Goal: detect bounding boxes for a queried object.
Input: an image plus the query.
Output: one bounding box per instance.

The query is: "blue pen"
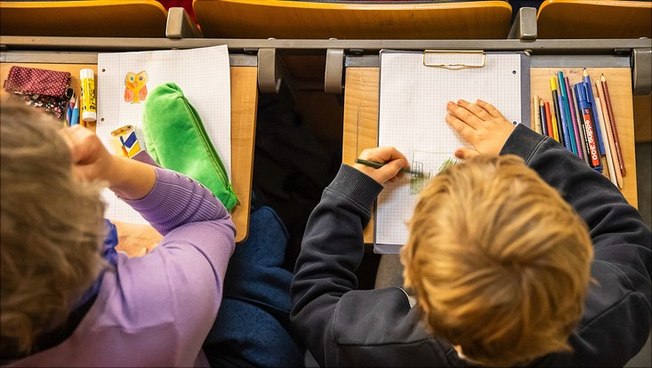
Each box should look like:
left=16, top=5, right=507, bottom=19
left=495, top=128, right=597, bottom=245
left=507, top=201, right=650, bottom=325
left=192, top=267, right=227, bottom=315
left=557, top=71, right=577, bottom=154
left=66, top=106, right=72, bottom=126
left=71, top=105, right=80, bottom=126
left=582, top=69, right=605, bottom=155
left=575, top=83, right=602, bottom=171
left=66, top=92, right=76, bottom=127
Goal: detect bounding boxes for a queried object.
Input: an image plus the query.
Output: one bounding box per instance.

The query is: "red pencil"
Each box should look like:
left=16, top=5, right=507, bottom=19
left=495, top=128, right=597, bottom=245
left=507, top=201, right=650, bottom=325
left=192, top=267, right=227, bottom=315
left=601, top=74, right=625, bottom=176
left=544, top=101, right=553, bottom=139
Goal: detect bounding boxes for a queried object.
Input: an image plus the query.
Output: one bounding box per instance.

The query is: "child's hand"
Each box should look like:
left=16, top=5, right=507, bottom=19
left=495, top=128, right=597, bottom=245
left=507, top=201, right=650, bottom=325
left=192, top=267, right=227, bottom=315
left=354, top=146, right=409, bottom=184
left=60, top=124, right=156, bottom=200
left=113, top=221, right=162, bottom=257
left=446, top=99, right=516, bottom=159
left=59, top=125, right=114, bottom=183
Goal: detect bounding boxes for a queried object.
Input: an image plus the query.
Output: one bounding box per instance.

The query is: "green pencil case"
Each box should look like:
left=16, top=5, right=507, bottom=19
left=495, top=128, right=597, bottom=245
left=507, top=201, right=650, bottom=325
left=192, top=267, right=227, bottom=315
left=142, top=82, right=238, bottom=211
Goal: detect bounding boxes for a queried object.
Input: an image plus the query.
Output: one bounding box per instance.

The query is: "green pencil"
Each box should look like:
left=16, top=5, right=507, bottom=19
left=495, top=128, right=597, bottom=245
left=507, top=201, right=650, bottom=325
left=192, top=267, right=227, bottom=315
left=355, top=158, right=423, bottom=176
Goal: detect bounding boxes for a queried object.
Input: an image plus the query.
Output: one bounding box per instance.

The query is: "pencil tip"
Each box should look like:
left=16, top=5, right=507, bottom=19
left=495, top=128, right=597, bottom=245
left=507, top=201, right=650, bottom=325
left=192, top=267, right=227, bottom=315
left=583, top=68, right=588, bottom=76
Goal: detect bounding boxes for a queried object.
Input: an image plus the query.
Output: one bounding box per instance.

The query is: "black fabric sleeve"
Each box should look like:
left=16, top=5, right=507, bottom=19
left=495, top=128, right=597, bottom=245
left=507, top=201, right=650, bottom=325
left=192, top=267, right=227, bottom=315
left=290, top=164, right=383, bottom=367
left=502, top=125, right=651, bottom=366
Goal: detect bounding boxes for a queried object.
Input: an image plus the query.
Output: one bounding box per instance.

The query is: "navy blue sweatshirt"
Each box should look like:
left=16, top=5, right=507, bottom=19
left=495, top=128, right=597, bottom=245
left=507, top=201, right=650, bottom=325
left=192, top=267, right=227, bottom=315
left=291, top=124, right=651, bottom=367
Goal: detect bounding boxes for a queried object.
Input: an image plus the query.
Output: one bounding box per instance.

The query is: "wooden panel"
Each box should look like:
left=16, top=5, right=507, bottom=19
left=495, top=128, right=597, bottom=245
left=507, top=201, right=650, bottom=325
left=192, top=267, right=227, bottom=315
left=229, top=67, right=257, bottom=243
left=634, top=94, right=651, bottom=143
left=343, top=67, right=379, bottom=244
left=537, top=0, right=652, bottom=39
left=0, top=1, right=168, bottom=37
left=530, top=68, right=637, bottom=208
left=1, top=62, right=256, bottom=243
left=194, top=0, right=512, bottom=39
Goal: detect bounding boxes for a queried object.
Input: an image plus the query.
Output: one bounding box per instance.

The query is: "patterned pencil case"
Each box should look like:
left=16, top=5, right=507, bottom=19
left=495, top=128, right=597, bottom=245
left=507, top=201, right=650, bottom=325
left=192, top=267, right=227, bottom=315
left=142, top=82, right=238, bottom=211
left=3, top=66, right=72, bottom=119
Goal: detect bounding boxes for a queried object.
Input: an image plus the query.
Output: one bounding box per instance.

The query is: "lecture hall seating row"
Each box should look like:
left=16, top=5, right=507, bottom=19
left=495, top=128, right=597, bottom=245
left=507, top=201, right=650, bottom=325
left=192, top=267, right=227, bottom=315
left=1, top=0, right=651, bottom=40
left=1, top=0, right=650, bottom=228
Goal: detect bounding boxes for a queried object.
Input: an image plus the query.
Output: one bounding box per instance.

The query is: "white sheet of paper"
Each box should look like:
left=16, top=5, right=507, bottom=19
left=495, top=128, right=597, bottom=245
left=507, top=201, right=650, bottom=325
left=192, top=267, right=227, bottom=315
left=96, top=45, right=231, bottom=224
left=376, top=51, right=525, bottom=252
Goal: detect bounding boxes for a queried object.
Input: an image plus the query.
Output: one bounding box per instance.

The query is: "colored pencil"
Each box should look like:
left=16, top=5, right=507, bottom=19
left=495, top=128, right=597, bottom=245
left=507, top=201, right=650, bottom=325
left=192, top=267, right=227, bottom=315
left=355, top=158, right=423, bottom=176
left=539, top=98, right=548, bottom=137
left=553, top=75, right=571, bottom=150
left=583, top=69, right=606, bottom=155
left=533, top=95, right=542, bottom=134
left=558, top=72, right=577, bottom=154
left=594, top=96, right=617, bottom=187
left=565, top=76, right=583, bottom=159
left=544, top=101, right=554, bottom=140
left=600, top=74, right=626, bottom=176
left=596, top=83, right=622, bottom=189
left=549, top=77, right=561, bottom=143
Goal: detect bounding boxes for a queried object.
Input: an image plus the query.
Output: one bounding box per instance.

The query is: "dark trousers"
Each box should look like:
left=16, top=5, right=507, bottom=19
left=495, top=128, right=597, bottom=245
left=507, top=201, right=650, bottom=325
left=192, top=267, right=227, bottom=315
left=203, top=206, right=304, bottom=367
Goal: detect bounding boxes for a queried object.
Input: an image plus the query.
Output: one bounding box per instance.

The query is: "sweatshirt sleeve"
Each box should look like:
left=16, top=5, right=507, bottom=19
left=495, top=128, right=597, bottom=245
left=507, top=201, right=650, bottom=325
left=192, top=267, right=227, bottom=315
left=501, top=124, right=651, bottom=366
left=113, top=167, right=236, bottom=363
left=124, top=167, right=234, bottom=236
left=121, top=167, right=236, bottom=290
left=290, top=164, right=383, bottom=367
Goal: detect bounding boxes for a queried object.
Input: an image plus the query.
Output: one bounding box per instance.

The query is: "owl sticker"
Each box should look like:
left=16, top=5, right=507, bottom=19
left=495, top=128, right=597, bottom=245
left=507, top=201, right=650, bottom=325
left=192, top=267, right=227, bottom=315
left=124, top=71, right=149, bottom=104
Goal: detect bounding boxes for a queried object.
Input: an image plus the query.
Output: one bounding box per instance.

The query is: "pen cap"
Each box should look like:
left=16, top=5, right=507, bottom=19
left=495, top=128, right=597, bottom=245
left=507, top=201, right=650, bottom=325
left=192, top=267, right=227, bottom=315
left=80, top=68, right=96, bottom=122
left=575, top=83, right=587, bottom=103
left=80, top=68, right=94, bottom=80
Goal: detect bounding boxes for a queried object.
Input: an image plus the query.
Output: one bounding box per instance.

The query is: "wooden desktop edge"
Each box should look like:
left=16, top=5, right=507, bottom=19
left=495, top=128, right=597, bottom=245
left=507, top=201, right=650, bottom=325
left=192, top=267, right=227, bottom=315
left=0, top=63, right=257, bottom=244
left=343, top=67, right=639, bottom=245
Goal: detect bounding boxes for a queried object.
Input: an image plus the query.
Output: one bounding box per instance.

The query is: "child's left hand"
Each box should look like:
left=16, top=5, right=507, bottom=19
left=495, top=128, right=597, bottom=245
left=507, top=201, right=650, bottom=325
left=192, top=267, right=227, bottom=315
left=113, top=221, right=162, bottom=257
left=445, top=99, right=516, bottom=159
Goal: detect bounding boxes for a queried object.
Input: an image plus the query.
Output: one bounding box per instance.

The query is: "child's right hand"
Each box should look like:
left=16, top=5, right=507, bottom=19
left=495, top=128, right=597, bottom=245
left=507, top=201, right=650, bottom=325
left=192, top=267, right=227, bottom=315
left=59, top=125, right=114, bottom=183
left=445, top=99, right=516, bottom=159
left=354, top=146, right=409, bottom=184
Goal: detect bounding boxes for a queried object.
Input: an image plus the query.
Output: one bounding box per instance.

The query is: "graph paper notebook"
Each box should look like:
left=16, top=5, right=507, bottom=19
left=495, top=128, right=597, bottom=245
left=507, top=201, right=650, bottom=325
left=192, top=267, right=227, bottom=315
left=96, top=45, right=231, bottom=224
left=375, top=50, right=530, bottom=254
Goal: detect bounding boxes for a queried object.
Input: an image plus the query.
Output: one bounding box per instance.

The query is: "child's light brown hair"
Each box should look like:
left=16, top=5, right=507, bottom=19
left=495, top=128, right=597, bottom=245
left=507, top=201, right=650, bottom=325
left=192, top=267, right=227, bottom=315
left=401, top=154, right=593, bottom=366
left=1, top=101, right=106, bottom=356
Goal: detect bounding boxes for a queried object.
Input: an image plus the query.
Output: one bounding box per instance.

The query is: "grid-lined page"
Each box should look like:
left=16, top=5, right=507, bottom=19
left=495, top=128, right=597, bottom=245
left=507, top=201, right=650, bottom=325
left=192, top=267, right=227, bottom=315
left=376, top=51, right=523, bottom=253
left=96, top=45, right=231, bottom=224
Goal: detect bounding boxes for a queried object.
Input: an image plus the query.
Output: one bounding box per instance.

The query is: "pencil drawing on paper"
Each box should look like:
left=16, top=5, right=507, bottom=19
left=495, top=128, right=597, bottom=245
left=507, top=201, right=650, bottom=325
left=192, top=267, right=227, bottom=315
left=124, top=71, right=149, bottom=104
left=408, top=159, right=432, bottom=195
left=409, top=151, right=459, bottom=195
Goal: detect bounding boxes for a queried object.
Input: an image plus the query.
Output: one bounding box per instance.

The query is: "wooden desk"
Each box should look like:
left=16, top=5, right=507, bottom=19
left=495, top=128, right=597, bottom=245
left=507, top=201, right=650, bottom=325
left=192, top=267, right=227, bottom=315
left=343, top=67, right=638, bottom=244
left=1, top=62, right=257, bottom=243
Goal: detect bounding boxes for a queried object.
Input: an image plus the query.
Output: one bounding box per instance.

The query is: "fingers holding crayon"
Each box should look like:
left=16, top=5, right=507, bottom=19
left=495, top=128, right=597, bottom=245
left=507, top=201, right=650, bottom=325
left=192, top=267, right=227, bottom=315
left=354, top=146, right=410, bottom=184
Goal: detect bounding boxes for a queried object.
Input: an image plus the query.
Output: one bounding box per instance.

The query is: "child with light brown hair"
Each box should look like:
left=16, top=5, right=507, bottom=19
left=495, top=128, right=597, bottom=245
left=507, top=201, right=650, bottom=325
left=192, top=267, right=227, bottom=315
left=291, top=99, right=651, bottom=367
left=1, top=100, right=236, bottom=366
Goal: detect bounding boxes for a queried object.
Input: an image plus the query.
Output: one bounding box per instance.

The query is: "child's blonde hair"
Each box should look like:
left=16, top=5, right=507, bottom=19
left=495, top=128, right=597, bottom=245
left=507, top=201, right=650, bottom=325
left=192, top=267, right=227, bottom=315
left=1, top=101, right=106, bottom=355
left=401, top=154, right=593, bottom=366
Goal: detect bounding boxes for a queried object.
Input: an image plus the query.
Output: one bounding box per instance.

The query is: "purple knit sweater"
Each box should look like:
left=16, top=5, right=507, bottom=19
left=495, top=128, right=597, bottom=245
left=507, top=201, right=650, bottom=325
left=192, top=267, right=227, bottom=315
left=9, top=168, right=236, bottom=367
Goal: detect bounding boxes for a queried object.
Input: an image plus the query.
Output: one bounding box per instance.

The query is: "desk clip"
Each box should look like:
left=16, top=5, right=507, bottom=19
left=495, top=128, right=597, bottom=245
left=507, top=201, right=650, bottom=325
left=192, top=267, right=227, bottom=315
left=258, top=48, right=282, bottom=93
left=325, top=48, right=344, bottom=94
left=422, top=50, right=486, bottom=70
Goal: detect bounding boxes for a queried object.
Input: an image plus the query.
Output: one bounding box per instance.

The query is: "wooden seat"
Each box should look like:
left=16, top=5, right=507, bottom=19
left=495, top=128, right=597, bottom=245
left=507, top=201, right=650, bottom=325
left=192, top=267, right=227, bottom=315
left=0, top=1, right=168, bottom=37
left=193, top=0, right=513, bottom=39
left=537, top=0, right=652, bottom=39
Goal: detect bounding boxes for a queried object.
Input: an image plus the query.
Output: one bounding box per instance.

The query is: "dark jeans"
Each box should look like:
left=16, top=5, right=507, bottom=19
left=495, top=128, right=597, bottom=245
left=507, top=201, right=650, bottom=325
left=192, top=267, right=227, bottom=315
left=203, top=206, right=304, bottom=367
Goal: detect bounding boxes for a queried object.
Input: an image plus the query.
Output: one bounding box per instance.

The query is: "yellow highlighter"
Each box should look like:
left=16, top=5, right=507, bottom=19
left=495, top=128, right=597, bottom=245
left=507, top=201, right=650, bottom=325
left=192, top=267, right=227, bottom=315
left=549, top=77, right=561, bottom=143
